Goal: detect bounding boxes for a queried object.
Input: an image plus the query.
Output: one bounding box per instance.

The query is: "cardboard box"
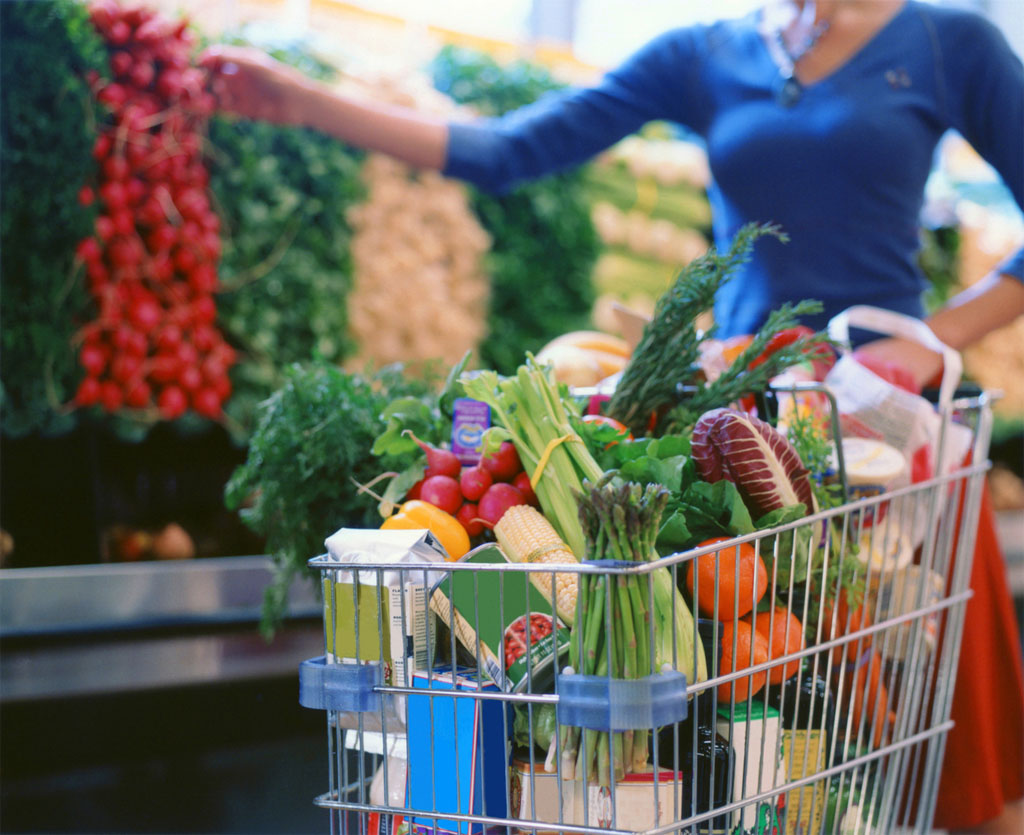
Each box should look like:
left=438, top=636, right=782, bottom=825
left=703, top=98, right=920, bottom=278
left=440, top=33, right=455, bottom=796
left=322, top=528, right=444, bottom=688
left=561, top=769, right=685, bottom=831
left=406, top=666, right=510, bottom=835
left=717, top=701, right=785, bottom=833
left=509, top=759, right=561, bottom=834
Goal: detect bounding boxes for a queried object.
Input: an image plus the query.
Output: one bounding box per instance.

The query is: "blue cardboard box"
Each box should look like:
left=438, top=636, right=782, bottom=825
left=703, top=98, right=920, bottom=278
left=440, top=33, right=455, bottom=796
left=407, top=666, right=510, bottom=834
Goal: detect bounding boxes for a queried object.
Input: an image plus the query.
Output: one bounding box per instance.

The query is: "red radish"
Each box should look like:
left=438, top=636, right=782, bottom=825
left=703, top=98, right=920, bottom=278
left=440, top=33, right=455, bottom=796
left=477, top=483, right=527, bottom=529
left=124, top=380, right=151, bottom=409
left=112, top=210, right=135, bottom=236
left=75, top=377, right=102, bottom=406
left=76, top=237, right=102, bottom=263
left=459, top=466, right=492, bottom=502
left=457, top=503, right=485, bottom=537
left=78, top=186, right=95, bottom=206
left=130, top=299, right=161, bottom=331
left=102, top=155, right=129, bottom=181
left=405, top=431, right=461, bottom=478
left=158, top=385, right=188, bottom=419
left=191, top=297, right=216, bottom=324
left=179, top=365, right=202, bottom=392
left=93, top=134, right=112, bottom=160
left=129, top=61, right=155, bottom=89
left=193, top=387, right=222, bottom=419
left=100, top=381, right=123, bottom=412
left=419, top=475, right=463, bottom=516
left=111, top=354, right=142, bottom=384
left=80, top=344, right=107, bottom=377
left=406, top=478, right=426, bottom=502
left=99, top=181, right=127, bottom=211
left=107, top=19, right=131, bottom=46
left=481, top=441, right=522, bottom=482
left=512, top=471, right=539, bottom=507
left=97, top=82, right=128, bottom=109
left=157, top=325, right=183, bottom=352
left=95, top=215, right=115, bottom=241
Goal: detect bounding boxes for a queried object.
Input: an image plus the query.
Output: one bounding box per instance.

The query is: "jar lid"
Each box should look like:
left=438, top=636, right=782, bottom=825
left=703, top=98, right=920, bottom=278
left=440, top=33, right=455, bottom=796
left=832, top=437, right=906, bottom=486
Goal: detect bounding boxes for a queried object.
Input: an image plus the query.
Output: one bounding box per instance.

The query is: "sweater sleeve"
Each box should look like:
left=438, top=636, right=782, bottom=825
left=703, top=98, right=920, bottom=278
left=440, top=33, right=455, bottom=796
left=443, top=27, right=707, bottom=194
left=938, top=11, right=1024, bottom=282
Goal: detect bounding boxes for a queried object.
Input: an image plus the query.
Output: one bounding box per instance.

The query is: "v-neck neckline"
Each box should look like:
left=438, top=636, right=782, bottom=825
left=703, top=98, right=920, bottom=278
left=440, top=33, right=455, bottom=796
left=758, top=0, right=910, bottom=96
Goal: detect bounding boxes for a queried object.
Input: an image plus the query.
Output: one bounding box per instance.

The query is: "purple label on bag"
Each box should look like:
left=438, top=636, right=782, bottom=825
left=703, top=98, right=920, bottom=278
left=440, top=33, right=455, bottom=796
left=451, top=398, right=490, bottom=465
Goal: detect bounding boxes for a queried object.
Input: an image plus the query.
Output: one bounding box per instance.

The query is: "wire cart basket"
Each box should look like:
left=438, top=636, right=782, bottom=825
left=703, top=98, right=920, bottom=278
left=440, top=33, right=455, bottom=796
left=298, top=386, right=997, bottom=835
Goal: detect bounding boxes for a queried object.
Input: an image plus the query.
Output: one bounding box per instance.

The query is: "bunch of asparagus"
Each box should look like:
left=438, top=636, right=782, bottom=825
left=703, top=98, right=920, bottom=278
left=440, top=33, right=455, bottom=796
left=560, top=481, right=671, bottom=788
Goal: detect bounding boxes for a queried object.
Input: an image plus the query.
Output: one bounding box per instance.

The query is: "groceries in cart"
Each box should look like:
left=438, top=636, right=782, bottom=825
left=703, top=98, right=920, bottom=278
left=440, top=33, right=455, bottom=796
left=298, top=227, right=985, bottom=834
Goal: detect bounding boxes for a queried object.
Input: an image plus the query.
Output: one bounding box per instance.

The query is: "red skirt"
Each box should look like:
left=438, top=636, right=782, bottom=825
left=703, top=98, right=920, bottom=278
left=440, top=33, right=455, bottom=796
left=932, top=483, right=1024, bottom=830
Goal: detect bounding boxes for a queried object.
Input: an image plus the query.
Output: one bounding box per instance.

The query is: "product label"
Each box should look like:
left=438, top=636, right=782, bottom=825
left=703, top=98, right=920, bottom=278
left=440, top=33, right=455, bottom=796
left=451, top=398, right=490, bottom=465
left=781, top=729, right=827, bottom=835
left=326, top=579, right=432, bottom=687
left=717, top=706, right=785, bottom=834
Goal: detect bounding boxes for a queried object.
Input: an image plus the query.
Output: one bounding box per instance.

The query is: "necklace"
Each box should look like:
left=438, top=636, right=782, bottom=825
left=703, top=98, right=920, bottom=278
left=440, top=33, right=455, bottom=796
left=765, top=1, right=833, bottom=106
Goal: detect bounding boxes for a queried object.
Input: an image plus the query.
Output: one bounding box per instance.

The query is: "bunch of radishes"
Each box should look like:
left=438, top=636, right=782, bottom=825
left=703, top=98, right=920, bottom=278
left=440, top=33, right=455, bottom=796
left=72, top=0, right=233, bottom=421
left=407, top=434, right=537, bottom=538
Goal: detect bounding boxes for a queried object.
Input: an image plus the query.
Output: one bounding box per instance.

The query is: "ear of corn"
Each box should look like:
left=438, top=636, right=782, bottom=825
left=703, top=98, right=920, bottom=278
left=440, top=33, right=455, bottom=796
left=494, top=504, right=578, bottom=626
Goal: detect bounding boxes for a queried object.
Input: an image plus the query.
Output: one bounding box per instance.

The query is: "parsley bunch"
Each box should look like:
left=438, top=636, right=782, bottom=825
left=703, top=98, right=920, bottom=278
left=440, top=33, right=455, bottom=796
left=225, top=360, right=432, bottom=635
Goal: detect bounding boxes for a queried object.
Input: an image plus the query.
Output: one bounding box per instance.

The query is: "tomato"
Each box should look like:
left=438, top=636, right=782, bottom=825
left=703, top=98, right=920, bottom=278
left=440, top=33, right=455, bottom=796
left=748, top=326, right=815, bottom=369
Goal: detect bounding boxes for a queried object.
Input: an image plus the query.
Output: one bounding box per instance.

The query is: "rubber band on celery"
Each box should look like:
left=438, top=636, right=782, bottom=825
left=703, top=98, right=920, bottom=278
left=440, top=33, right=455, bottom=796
left=530, top=432, right=585, bottom=491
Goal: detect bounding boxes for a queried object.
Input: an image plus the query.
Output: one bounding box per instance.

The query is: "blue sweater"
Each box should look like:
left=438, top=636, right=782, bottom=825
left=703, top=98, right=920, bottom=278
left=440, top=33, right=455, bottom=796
left=444, top=1, right=1024, bottom=337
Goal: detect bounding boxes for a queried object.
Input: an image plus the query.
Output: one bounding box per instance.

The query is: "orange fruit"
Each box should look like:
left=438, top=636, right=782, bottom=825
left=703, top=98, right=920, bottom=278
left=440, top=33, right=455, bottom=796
left=743, top=606, right=805, bottom=685
left=687, top=537, right=768, bottom=620
left=821, top=589, right=873, bottom=650
left=717, top=619, right=770, bottom=703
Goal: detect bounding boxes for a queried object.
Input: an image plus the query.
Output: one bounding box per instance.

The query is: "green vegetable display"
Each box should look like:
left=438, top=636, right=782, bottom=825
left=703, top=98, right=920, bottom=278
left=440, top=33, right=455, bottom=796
left=430, top=46, right=599, bottom=374
left=224, top=360, right=432, bottom=634
left=0, top=0, right=107, bottom=437
left=207, top=111, right=365, bottom=437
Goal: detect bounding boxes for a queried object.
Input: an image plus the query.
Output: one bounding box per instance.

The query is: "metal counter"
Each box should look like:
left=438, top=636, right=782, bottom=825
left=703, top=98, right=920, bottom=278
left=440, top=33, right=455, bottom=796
left=0, top=556, right=324, bottom=701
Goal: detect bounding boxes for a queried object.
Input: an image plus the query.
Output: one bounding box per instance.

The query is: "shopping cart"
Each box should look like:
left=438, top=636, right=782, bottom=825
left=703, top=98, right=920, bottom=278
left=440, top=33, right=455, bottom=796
left=298, top=386, right=996, bottom=835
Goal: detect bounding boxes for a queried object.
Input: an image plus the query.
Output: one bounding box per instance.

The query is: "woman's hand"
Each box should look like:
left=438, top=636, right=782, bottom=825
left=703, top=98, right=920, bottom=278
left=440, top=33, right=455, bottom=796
left=198, top=45, right=314, bottom=126
left=853, top=337, right=943, bottom=392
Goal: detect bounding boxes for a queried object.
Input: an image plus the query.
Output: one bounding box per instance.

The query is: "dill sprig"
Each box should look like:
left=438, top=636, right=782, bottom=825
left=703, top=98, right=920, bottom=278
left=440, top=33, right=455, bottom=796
left=608, top=222, right=784, bottom=433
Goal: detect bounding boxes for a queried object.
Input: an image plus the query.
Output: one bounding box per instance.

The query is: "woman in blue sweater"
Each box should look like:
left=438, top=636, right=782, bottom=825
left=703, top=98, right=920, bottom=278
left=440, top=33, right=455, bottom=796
left=203, top=1, right=1024, bottom=830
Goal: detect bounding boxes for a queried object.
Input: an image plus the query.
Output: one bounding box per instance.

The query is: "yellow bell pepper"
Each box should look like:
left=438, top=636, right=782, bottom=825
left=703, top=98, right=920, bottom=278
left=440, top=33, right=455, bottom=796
left=380, top=500, right=470, bottom=561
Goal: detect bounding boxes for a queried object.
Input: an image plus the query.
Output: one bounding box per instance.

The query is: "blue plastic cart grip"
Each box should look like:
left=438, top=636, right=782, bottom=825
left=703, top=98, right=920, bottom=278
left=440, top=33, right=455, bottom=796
left=298, top=656, right=382, bottom=713
left=556, top=671, right=688, bottom=731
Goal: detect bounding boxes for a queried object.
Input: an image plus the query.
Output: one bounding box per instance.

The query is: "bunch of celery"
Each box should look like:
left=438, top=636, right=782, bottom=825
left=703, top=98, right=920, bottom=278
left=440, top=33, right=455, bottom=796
left=559, top=482, right=669, bottom=786
left=461, top=359, right=707, bottom=692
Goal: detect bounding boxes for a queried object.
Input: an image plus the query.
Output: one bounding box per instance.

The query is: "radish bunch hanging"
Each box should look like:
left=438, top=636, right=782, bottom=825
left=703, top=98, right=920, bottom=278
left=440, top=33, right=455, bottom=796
left=72, top=0, right=233, bottom=421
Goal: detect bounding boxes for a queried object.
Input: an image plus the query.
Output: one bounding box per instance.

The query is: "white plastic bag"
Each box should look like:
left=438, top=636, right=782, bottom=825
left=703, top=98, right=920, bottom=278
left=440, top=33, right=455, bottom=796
left=825, top=305, right=972, bottom=485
